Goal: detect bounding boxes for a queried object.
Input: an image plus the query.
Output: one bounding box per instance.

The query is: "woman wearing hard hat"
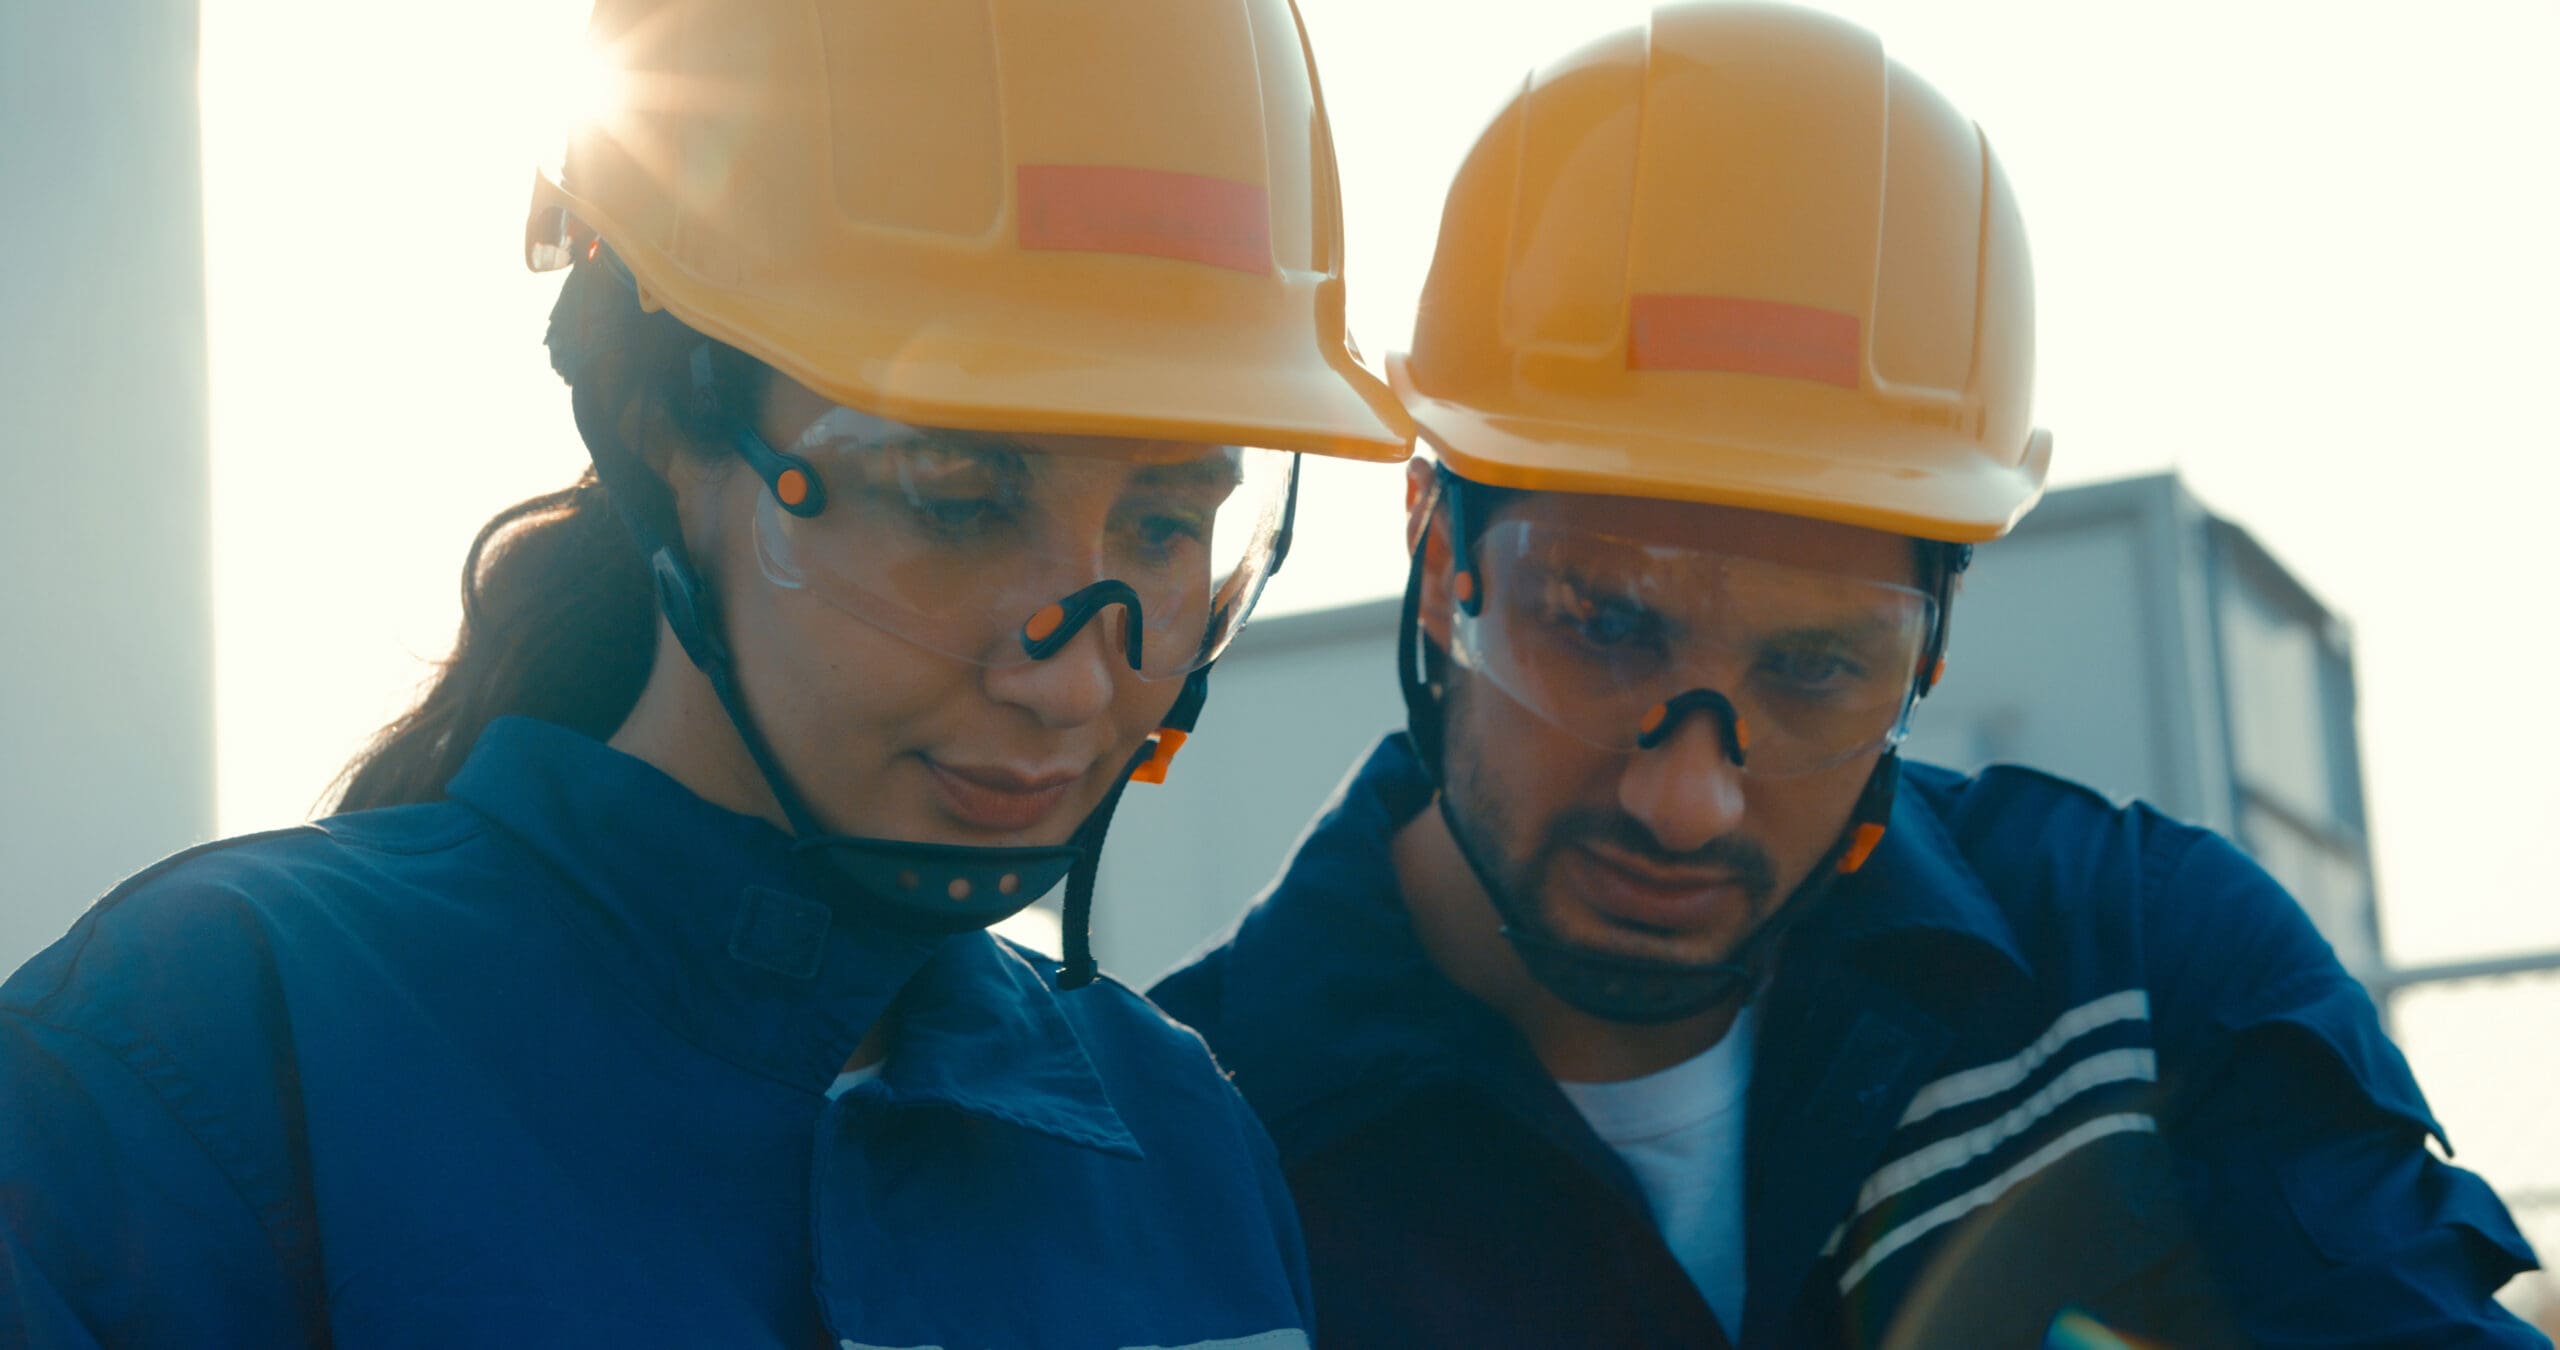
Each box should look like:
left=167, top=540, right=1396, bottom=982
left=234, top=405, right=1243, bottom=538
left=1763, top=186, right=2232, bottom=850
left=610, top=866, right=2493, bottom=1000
left=0, top=0, right=1410, bottom=1345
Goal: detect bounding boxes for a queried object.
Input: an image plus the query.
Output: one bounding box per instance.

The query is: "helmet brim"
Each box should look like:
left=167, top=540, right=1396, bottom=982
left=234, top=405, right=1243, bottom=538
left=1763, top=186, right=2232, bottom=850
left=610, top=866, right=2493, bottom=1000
left=535, top=175, right=1416, bottom=463
left=1393, top=357, right=2049, bottom=545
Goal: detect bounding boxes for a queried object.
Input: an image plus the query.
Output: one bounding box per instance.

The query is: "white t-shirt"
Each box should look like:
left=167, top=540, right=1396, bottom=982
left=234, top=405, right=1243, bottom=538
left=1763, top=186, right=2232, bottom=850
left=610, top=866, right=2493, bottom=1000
left=1556, top=1001, right=1757, bottom=1339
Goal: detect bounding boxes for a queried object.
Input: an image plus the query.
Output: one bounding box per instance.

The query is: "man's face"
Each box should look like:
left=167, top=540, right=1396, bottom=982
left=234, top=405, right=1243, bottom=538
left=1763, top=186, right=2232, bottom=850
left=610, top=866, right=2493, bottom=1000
left=1420, top=477, right=1923, bottom=981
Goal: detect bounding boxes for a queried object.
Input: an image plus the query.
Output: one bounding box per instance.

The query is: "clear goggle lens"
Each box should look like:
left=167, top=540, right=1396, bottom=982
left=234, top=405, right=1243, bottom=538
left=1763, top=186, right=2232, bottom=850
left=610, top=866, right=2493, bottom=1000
left=753, top=407, right=1296, bottom=681
left=1451, top=518, right=1936, bottom=777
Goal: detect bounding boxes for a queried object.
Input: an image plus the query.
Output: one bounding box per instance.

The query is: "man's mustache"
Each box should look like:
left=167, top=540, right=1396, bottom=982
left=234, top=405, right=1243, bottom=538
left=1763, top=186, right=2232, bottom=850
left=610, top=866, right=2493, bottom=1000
left=1545, top=811, right=1779, bottom=903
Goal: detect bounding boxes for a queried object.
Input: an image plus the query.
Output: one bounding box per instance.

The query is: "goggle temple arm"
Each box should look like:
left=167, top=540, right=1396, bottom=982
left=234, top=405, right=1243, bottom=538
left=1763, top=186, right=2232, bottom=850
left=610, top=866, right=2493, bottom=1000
left=1915, top=541, right=1971, bottom=697
left=1268, top=454, right=1302, bottom=577
left=1396, top=467, right=1463, bottom=784
left=729, top=424, right=825, bottom=517
left=1437, top=462, right=1486, bottom=616
left=1827, top=543, right=1960, bottom=879
left=1396, top=535, right=1448, bottom=784
left=1835, top=542, right=1962, bottom=879
left=687, top=346, right=826, bottom=518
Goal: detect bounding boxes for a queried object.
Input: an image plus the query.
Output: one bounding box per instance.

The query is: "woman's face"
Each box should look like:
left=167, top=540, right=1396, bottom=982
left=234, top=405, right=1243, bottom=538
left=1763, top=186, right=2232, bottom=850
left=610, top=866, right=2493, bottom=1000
left=670, top=377, right=1261, bottom=847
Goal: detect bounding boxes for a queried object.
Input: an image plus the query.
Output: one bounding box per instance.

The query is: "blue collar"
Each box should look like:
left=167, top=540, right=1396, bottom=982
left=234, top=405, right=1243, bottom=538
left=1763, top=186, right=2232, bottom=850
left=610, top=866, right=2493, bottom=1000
left=1808, top=760, right=2031, bottom=975
left=1210, top=735, right=1540, bottom=1137
left=1208, top=735, right=2030, bottom=1133
left=442, top=717, right=1138, bottom=1158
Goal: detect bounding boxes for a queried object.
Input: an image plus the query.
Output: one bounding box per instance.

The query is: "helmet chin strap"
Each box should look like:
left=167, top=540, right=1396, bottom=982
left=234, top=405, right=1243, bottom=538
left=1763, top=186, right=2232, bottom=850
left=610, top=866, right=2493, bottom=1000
left=570, top=377, right=1206, bottom=988
left=1396, top=468, right=1941, bottom=1025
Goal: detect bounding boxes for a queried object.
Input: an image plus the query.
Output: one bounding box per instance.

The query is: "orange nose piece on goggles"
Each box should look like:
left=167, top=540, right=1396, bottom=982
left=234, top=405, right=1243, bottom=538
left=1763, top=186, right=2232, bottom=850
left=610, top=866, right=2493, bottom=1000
left=1631, top=688, right=1748, bottom=767
left=1018, top=580, right=1148, bottom=671
left=1024, top=604, right=1066, bottom=644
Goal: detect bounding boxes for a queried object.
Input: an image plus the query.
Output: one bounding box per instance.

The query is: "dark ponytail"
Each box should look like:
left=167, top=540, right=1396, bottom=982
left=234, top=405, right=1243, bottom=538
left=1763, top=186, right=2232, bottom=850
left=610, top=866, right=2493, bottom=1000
left=330, top=473, right=656, bottom=812
left=331, top=259, right=768, bottom=812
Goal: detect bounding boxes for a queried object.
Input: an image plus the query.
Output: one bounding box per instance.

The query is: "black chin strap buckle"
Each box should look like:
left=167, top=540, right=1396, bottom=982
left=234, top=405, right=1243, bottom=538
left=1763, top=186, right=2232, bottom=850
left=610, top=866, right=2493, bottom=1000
left=1020, top=580, right=1147, bottom=671
left=800, top=836, right=1081, bottom=935
left=1634, top=688, right=1749, bottom=765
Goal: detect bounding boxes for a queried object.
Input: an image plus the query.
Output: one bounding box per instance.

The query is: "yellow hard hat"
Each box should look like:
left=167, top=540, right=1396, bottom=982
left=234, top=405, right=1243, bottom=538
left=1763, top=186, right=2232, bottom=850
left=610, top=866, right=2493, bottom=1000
left=1391, top=0, right=2049, bottom=541
left=526, top=0, right=1412, bottom=463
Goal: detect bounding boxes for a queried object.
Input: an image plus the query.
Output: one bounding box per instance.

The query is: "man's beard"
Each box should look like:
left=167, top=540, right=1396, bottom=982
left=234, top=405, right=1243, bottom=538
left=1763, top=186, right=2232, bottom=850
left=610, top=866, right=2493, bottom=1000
left=1437, top=694, right=1783, bottom=1025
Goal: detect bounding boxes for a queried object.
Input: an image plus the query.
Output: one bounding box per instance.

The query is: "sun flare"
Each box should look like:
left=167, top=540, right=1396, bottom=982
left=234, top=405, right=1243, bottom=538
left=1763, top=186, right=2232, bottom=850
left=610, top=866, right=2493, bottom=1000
left=528, top=6, right=628, bottom=170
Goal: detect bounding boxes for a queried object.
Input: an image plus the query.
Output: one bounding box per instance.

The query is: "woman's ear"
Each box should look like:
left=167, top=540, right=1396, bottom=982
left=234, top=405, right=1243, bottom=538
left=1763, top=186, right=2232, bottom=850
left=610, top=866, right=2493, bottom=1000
left=1405, top=458, right=1456, bottom=649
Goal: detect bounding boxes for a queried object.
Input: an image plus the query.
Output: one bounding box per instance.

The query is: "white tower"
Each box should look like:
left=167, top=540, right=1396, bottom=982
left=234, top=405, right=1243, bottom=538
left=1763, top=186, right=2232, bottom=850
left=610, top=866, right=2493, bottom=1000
left=0, top=2, right=216, bottom=969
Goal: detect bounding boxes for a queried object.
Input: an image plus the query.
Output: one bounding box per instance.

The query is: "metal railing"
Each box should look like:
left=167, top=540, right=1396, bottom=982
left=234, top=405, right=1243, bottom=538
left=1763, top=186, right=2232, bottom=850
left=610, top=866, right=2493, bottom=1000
left=2366, top=948, right=2560, bottom=999
left=2374, top=956, right=2560, bottom=1321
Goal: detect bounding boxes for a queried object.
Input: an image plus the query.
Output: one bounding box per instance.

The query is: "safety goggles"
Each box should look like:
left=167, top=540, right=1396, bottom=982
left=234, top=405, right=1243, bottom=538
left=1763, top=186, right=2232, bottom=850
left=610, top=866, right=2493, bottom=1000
left=748, top=406, right=1297, bottom=681
left=1448, top=516, right=1936, bottom=778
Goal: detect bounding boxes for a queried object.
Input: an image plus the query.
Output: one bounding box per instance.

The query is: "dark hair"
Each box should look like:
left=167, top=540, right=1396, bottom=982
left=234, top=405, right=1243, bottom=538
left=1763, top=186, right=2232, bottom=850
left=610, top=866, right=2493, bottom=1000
left=331, top=261, right=767, bottom=812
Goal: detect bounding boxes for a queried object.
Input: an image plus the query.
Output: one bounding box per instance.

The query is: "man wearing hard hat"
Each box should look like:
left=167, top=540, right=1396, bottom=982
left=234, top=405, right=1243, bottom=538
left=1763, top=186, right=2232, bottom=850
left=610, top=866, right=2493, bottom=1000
left=1155, top=4, right=2545, bottom=1345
